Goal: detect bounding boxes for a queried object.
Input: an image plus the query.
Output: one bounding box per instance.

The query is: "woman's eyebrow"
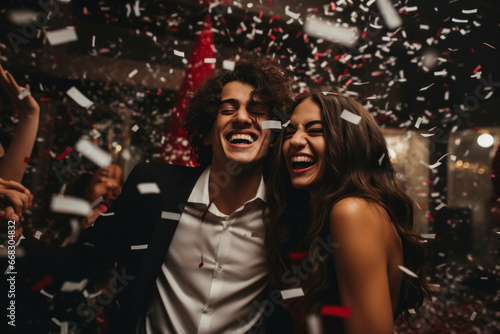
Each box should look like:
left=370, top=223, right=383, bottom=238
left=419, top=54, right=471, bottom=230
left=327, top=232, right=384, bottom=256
left=305, top=120, right=323, bottom=128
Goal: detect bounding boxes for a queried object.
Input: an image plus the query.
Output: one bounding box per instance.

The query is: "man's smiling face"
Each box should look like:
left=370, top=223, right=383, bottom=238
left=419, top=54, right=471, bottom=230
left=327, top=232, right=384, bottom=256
left=207, top=81, right=271, bottom=168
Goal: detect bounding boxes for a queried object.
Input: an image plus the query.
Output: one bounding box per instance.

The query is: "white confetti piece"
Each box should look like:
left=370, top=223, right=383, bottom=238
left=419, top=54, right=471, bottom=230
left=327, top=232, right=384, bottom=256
left=75, top=138, right=112, bottom=167
left=66, top=86, right=94, bottom=108
left=161, top=211, right=181, bottom=221
left=128, top=69, right=138, bottom=78
left=398, top=265, right=418, bottom=278
left=51, top=317, right=62, bottom=326
left=419, top=83, right=434, bottom=91
left=281, top=287, right=305, bottom=300
left=462, top=9, right=477, bottom=14
left=415, top=117, right=422, bottom=129
left=470, top=311, right=477, bottom=321
left=137, top=182, right=161, bottom=194
left=262, top=120, right=282, bottom=129
left=376, top=0, right=402, bottom=29
left=204, top=58, right=216, bottom=63
left=378, top=153, right=385, bottom=166
left=304, top=17, right=358, bottom=47
left=46, top=27, right=78, bottom=46
left=17, top=87, right=30, bottom=100
left=282, top=120, right=290, bottom=128
left=421, top=234, right=436, bottom=239
left=420, top=160, right=441, bottom=169
left=50, top=196, right=92, bottom=216
left=285, top=6, right=300, bottom=20
left=34, top=230, right=43, bottom=239
left=131, top=124, right=139, bottom=132
left=306, top=314, right=323, bottom=334
left=131, top=244, right=148, bottom=250
left=41, top=290, right=55, bottom=299
left=61, top=279, right=88, bottom=292
left=223, top=60, right=235, bottom=71
left=435, top=202, right=446, bottom=211
left=340, top=109, right=361, bottom=125
left=452, top=18, right=468, bottom=23
left=99, top=212, right=115, bottom=216
left=434, top=70, right=448, bottom=77
left=173, top=49, right=185, bottom=57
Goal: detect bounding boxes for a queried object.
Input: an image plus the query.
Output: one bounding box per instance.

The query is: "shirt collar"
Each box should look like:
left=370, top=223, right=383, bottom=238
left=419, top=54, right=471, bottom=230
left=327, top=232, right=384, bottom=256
left=187, top=165, right=266, bottom=207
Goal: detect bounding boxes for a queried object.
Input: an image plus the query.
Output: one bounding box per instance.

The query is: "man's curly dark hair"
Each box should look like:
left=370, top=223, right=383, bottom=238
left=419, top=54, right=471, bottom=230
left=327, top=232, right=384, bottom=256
left=182, top=58, right=293, bottom=166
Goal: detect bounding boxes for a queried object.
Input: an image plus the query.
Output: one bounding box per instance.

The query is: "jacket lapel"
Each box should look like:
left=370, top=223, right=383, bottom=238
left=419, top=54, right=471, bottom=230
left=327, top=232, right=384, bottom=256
left=127, top=166, right=203, bottom=328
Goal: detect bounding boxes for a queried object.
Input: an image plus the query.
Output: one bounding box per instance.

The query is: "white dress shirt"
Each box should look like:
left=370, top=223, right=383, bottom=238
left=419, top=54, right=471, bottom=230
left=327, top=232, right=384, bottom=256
left=144, top=166, right=269, bottom=334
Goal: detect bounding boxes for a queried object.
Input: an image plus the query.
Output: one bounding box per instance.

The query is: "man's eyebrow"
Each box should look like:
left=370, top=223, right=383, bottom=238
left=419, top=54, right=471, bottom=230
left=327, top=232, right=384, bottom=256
left=219, top=98, right=239, bottom=106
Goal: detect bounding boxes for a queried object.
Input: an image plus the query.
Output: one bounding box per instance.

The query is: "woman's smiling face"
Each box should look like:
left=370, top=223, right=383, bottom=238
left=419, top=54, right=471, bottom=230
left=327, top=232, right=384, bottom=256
left=283, top=98, right=326, bottom=192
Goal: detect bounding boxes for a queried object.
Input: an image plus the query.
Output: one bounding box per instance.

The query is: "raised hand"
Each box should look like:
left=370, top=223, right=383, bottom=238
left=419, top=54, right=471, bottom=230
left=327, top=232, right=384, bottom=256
left=0, top=63, right=40, bottom=119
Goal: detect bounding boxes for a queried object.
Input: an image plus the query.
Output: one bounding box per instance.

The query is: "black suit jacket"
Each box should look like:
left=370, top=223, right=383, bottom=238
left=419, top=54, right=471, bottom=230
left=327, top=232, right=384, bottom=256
left=20, top=162, right=292, bottom=333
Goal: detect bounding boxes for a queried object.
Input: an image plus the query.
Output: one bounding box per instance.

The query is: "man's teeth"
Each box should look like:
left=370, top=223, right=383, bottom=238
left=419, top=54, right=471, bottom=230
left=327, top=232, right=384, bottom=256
left=291, top=156, right=315, bottom=163
left=229, top=134, right=255, bottom=144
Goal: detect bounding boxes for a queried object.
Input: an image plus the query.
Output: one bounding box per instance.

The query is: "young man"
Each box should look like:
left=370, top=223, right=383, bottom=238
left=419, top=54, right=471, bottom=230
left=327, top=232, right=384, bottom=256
left=19, top=59, right=293, bottom=333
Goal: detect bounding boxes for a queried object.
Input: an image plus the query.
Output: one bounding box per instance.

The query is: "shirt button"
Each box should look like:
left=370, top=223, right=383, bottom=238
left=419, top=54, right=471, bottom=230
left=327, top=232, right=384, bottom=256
left=216, top=265, right=223, bottom=273
left=203, top=306, right=212, bottom=314
left=223, top=223, right=228, bottom=231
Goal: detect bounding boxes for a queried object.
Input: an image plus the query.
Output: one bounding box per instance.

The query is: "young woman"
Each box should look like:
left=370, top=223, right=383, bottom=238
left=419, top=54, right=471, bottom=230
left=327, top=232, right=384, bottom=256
left=265, top=92, right=429, bottom=333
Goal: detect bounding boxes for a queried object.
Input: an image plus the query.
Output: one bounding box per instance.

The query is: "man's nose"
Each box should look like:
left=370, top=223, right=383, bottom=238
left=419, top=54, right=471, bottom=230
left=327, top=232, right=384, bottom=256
left=233, top=107, right=253, bottom=125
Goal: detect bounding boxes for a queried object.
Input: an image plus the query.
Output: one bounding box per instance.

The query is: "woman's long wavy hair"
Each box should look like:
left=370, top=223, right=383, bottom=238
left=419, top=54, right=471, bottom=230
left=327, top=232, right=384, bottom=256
left=264, top=92, right=430, bottom=318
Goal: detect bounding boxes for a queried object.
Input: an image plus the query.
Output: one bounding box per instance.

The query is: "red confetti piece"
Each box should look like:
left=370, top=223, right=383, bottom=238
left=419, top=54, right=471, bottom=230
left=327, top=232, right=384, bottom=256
left=321, top=305, right=352, bottom=318
left=268, top=0, right=272, bottom=7
left=288, top=252, right=308, bottom=260
left=57, top=146, right=74, bottom=160
left=375, top=115, right=388, bottom=121
left=345, top=78, right=352, bottom=87
left=473, top=65, right=482, bottom=74
left=199, top=255, right=204, bottom=268
left=31, top=275, right=53, bottom=291
left=427, top=212, right=434, bottom=222
left=40, top=98, right=50, bottom=102
left=331, top=2, right=336, bottom=10
left=23, top=156, right=30, bottom=163
left=483, top=42, right=496, bottom=49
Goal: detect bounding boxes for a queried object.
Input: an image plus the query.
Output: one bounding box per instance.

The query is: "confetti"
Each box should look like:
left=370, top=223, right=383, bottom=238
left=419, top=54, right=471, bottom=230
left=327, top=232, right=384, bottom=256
left=99, top=212, right=114, bottom=216
left=470, top=311, right=477, bottom=321
left=137, top=182, right=161, bottom=194
left=262, top=120, right=282, bottom=129
left=421, top=234, right=436, bottom=239
left=66, top=87, right=94, bottom=109
left=17, top=87, right=30, bottom=100
left=41, top=290, right=55, bottom=299
left=130, top=244, right=148, bottom=250
left=376, top=0, right=402, bottom=29
left=285, top=6, right=300, bottom=20
left=415, top=117, right=422, bottom=129
left=161, top=211, right=181, bottom=221
left=173, top=50, right=185, bottom=57
left=56, top=146, right=73, bottom=160
left=305, top=314, right=323, bottom=334
left=321, top=305, right=352, bottom=318
left=128, top=69, right=138, bottom=78
left=288, top=252, right=308, bottom=260
left=75, top=138, right=112, bottom=167
left=23, top=156, right=30, bottom=163
left=398, top=265, right=419, bottom=278
left=131, top=124, right=139, bottom=132
left=304, top=17, right=358, bottom=47
left=223, top=60, right=235, bottom=71
left=60, top=279, right=88, bottom=292
left=204, top=58, right=216, bottom=63
left=419, top=83, right=435, bottom=91
left=199, top=255, right=204, bottom=268
left=281, top=287, right=305, bottom=300
left=378, top=153, right=385, bottom=166
left=435, top=202, right=446, bottom=211
left=45, top=27, right=78, bottom=46
left=50, top=196, right=91, bottom=216
left=340, top=109, right=361, bottom=125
